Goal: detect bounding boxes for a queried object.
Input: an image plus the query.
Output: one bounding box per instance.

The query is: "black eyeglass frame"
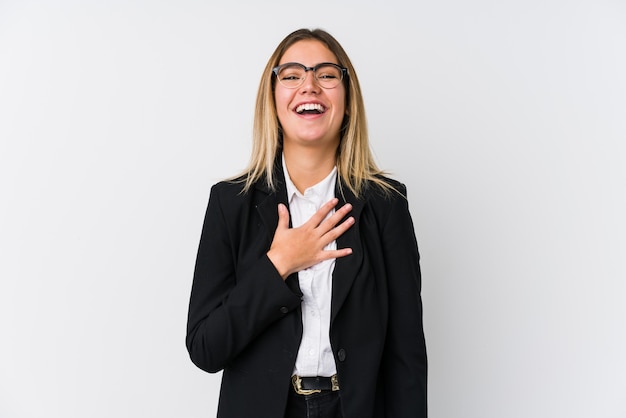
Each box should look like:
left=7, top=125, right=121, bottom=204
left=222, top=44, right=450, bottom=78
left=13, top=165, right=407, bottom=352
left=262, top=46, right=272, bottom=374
left=272, top=62, right=348, bottom=89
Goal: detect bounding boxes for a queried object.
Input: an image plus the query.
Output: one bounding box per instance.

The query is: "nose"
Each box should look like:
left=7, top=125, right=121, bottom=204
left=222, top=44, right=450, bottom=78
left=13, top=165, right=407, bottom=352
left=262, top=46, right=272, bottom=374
left=299, top=68, right=321, bottom=93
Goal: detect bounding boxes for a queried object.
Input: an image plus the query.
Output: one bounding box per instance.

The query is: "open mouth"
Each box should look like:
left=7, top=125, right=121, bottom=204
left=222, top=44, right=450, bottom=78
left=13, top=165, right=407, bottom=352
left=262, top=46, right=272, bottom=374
left=295, top=103, right=326, bottom=115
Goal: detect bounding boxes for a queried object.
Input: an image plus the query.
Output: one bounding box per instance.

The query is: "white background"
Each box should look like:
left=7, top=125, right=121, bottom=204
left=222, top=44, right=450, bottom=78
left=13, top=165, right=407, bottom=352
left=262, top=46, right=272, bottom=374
left=1, top=1, right=625, bottom=417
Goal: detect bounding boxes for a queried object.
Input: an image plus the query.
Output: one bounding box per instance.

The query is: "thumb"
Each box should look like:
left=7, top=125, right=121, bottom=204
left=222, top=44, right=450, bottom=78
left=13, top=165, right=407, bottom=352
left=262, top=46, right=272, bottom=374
left=276, top=203, right=290, bottom=230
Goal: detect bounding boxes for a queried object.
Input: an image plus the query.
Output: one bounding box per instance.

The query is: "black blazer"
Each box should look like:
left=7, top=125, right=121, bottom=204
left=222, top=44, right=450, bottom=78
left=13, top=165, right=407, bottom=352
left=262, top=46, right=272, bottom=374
left=186, top=166, right=427, bottom=417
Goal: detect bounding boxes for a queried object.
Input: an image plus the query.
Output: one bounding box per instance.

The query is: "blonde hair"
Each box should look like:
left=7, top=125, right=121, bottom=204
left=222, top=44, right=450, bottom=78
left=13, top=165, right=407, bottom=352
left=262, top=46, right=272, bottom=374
left=239, top=28, right=393, bottom=198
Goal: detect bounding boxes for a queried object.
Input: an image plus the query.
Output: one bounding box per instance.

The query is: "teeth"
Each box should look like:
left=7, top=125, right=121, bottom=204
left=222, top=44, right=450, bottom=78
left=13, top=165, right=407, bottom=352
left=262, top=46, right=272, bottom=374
left=296, top=103, right=325, bottom=113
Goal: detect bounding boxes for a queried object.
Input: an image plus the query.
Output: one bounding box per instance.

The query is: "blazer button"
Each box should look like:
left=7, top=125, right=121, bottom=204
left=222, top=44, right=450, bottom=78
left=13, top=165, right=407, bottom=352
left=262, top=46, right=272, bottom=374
left=280, top=306, right=289, bottom=314
left=337, top=349, right=346, bottom=362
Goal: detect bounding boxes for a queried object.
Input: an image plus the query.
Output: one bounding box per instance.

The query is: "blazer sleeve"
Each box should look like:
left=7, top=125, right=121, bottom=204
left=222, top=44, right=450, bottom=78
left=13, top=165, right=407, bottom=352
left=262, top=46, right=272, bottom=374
left=186, top=185, right=302, bottom=373
left=380, top=184, right=428, bottom=416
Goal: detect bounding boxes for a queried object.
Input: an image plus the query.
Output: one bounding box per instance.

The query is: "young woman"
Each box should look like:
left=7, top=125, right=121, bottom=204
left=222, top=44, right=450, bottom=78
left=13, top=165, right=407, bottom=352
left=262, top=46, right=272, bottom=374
left=186, top=28, right=427, bottom=418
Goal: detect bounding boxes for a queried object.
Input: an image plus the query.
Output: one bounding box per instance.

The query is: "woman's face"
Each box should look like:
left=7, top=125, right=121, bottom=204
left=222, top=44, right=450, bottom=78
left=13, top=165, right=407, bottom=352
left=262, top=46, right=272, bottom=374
left=274, top=40, right=346, bottom=152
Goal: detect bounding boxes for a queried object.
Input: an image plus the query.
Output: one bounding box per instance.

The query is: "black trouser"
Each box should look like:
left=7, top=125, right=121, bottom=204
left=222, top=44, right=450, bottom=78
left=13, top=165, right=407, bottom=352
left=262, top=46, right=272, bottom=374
left=284, top=390, right=343, bottom=418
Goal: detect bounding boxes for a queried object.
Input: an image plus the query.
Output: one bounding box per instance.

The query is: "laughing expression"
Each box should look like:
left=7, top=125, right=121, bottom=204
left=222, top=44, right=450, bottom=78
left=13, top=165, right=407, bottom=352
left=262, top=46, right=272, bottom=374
left=274, top=40, right=346, bottom=152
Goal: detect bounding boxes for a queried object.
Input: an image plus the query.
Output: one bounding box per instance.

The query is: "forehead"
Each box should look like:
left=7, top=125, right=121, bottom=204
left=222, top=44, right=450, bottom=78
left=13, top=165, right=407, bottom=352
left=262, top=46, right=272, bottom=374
left=279, top=40, right=338, bottom=66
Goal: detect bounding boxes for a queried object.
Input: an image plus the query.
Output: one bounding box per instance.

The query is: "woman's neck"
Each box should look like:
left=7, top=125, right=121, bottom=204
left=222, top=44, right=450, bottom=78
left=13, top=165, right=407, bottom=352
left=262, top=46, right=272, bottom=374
left=283, top=145, right=337, bottom=193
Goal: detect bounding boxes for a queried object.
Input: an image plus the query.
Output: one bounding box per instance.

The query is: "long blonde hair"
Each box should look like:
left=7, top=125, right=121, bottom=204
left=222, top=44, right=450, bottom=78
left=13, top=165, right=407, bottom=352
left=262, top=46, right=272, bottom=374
left=240, top=28, right=393, bottom=198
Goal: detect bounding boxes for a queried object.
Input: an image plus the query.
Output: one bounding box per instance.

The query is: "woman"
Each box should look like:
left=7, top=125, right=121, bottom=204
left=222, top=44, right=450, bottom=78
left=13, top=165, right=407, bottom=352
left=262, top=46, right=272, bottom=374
left=186, top=28, right=427, bottom=417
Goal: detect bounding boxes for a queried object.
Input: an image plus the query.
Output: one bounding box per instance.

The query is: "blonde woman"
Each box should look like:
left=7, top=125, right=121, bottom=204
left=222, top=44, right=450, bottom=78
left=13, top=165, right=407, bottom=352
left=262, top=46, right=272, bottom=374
left=186, top=28, right=427, bottom=418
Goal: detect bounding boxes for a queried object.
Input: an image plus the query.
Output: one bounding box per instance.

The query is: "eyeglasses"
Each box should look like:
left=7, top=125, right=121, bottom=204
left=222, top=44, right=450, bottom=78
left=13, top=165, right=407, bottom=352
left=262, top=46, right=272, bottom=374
left=272, top=62, right=348, bottom=89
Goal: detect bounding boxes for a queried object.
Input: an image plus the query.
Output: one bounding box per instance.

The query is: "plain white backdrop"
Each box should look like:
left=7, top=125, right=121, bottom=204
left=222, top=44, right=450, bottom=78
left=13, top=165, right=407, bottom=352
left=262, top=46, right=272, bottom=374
left=1, top=0, right=625, bottom=417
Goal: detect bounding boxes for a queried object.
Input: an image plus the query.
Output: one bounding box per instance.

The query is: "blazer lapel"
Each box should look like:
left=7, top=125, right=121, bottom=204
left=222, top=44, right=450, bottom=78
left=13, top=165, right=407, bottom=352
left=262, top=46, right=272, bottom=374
left=255, top=184, right=283, bottom=235
left=254, top=168, right=302, bottom=295
left=255, top=161, right=290, bottom=230
left=331, top=182, right=365, bottom=322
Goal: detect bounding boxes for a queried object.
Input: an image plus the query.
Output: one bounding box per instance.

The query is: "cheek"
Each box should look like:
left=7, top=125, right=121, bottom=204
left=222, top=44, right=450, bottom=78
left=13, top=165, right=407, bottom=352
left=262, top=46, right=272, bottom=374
left=334, top=86, right=347, bottom=114
left=273, top=90, right=289, bottom=123
left=333, top=91, right=347, bottom=117
left=274, top=87, right=291, bottom=109
left=277, top=91, right=295, bottom=116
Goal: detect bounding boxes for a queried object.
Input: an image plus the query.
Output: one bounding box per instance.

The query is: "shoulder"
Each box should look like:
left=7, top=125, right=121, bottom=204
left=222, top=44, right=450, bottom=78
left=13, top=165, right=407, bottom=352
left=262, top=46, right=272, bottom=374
left=210, top=178, right=246, bottom=196
left=365, top=175, right=415, bottom=219
left=208, top=176, right=277, bottom=211
left=205, top=179, right=251, bottom=214
left=211, top=171, right=277, bottom=197
left=364, top=175, right=408, bottom=202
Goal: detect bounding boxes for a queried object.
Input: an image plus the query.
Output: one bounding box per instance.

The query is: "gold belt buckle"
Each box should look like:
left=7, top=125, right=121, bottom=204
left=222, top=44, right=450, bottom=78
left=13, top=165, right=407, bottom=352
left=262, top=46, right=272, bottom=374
left=291, top=375, right=340, bottom=395
left=292, top=375, right=321, bottom=395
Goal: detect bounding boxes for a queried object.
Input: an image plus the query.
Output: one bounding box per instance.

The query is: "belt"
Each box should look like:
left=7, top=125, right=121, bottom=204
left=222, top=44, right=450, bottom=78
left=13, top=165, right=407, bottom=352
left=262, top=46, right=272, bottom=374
left=291, top=374, right=340, bottom=395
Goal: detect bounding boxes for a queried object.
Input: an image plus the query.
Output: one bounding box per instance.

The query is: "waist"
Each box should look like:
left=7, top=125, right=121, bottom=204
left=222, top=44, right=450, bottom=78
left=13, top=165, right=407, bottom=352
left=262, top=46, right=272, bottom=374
left=291, top=374, right=340, bottom=395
